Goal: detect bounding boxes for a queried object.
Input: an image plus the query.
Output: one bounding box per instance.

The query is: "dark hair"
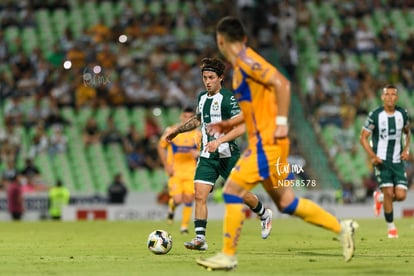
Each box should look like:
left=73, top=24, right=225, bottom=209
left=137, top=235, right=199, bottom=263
left=183, top=107, right=194, bottom=113
left=383, top=84, right=397, bottom=90
left=200, top=57, right=225, bottom=76
left=216, top=16, right=246, bottom=42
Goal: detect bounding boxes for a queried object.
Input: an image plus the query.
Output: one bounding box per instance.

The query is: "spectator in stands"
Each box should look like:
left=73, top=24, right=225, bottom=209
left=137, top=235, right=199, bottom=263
left=317, top=25, right=338, bottom=52
left=75, top=76, right=97, bottom=109
left=125, top=144, right=147, bottom=172
left=0, top=71, right=14, bottom=99
left=28, top=122, right=49, bottom=158
left=50, top=74, right=73, bottom=107
left=296, top=0, right=312, bottom=27
left=107, top=173, right=128, bottom=204
left=48, top=125, right=68, bottom=157
left=44, top=99, right=71, bottom=129
left=48, top=179, right=70, bottom=220
left=1, top=160, right=18, bottom=190
left=96, top=44, right=117, bottom=70
left=25, top=96, right=51, bottom=128
left=66, top=44, right=86, bottom=70
left=4, top=95, right=25, bottom=125
left=16, top=71, right=38, bottom=96
left=123, top=123, right=144, bottom=153
left=101, top=116, right=124, bottom=147
left=88, top=18, right=111, bottom=44
left=144, top=112, right=161, bottom=140
left=0, top=120, right=22, bottom=163
left=337, top=22, right=355, bottom=52
left=82, top=117, right=101, bottom=147
left=7, top=173, right=24, bottom=221
left=106, top=79, right=126, bottom=107
left=315, top=95, right=342, bottom=127
left=355, top=20, right=378, bottom=56
left=20, top=158, right=43, bottom=193
left=331, top=115, right=357, bottom=158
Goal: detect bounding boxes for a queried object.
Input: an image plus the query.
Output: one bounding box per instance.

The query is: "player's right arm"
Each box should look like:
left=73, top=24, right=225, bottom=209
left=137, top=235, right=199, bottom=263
left=359, top=128, right=382, bottom=165
left=165, top=113, right=201, bottom=142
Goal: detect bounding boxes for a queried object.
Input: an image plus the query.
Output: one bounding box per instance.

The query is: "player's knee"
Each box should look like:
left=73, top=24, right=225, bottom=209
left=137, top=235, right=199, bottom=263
left=394, top=192, right=406, bottom=201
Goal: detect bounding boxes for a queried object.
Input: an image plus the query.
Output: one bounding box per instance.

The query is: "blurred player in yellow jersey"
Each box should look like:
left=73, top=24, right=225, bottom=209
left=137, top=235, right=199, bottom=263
left=158, top=107, right=201, bottom=234
left=195, top=17, right=359, bottom=270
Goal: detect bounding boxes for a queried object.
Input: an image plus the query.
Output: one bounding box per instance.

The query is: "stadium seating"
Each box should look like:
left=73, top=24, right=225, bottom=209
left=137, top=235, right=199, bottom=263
left=296, top=1, right=414, bottom=190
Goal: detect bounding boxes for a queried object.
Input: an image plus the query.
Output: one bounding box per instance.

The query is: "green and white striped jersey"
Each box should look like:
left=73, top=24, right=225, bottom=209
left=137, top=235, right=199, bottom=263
left=196, top=88, right=241, bottom=159
left=363, top=106, right=409, bottom=163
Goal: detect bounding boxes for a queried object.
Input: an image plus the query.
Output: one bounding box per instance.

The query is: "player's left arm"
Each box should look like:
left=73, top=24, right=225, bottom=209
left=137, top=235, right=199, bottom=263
left=401, top=124, right=411, bottom=161
left=267, top=69, right=291, bottom=139
left=206, top=123, right=246, bottom=153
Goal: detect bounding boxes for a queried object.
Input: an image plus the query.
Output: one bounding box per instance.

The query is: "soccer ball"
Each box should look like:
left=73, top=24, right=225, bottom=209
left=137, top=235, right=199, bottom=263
left=147, top=230, right=173, bottom=254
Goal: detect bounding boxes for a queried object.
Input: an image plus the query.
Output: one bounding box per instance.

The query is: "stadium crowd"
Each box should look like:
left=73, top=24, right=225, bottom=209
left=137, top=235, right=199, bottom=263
left=0, top=0, right=413, bottom=203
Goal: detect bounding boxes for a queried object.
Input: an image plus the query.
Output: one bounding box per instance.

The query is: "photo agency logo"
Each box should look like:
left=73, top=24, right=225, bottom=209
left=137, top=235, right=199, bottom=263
left=83, top=66, right=110, bottom=87
left=274, top=157, right=316, bottom=188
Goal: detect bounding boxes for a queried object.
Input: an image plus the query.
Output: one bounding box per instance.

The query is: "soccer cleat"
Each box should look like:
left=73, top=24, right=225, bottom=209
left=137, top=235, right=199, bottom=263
left=373, top=191, right=383, bottom=216
left=180, top=228, right=189, bottom=235
left=196, top=252, right=237, bottom=271
left=388, top=228, right=399, bottom=238
left=184, top=237, right=208, bottom=251
left=339, top=220, right=359, bottom=262
left=261, top=209, right=273, bottom=239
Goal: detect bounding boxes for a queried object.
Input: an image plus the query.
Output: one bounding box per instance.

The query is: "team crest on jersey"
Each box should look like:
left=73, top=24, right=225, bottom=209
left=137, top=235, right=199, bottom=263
left=212, top=101, right=219, bottom=111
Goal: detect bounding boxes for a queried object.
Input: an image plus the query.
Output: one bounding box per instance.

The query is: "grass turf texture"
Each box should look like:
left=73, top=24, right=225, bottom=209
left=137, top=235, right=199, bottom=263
left=0, top=218, right=413, bottom=275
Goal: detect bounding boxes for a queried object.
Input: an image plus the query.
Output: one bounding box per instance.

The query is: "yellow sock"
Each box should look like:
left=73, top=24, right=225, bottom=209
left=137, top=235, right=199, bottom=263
left=181, top=205, right=192, bottom=230
left=223, top=203, right=245, bottom=256
left=294, top=198, right=341, bottom=234
left=168, top=198, right=175, bottom=213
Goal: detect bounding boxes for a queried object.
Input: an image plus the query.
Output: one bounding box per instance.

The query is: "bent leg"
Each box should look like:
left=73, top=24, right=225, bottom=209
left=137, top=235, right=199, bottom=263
left=263, top=179, right=341, bottom=234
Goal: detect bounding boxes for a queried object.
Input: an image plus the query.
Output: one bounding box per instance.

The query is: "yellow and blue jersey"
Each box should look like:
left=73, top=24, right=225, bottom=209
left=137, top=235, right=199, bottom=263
left=229, top=47, right=290, bottom=186
left=159, top=128, right=201, bottom=179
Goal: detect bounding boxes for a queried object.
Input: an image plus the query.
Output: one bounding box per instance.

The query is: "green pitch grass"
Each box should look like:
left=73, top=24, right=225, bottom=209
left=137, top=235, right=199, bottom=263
left=0, top=218, right=413, bottom=276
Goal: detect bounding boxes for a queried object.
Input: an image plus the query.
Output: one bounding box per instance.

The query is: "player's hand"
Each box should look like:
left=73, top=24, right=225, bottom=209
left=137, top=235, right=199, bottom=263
left=205, top=140, right=220, bottom=153
left=190, top=149, right=200, bottom=158
left=274, top=125, right=289, bottom=142
left=166, top=164, right=174, bottom=177
left=371, top=156, right=383, bottom=165
left=206, top=121, right=231, bottom=136
left=165, top=127, right=178, bottom=142
left=401, top=150, right=410, bottom=161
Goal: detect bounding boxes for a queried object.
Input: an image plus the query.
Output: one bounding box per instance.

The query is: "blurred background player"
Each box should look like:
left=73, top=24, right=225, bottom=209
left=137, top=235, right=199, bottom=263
left=196, top=17, right=358, bottom=270
left=158, top=107, right=200, bottom=234
left=165, top=57, right=273, bottom=251
left=48, top=179, right=70, bottom=220
left=360, top=84, right=410, bottom=238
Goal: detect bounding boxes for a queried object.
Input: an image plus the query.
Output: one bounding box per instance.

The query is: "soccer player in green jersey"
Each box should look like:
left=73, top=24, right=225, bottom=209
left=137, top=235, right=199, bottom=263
left=360, top=84, right=410, bottom=238
left=165, top=57, right=273, bottom=251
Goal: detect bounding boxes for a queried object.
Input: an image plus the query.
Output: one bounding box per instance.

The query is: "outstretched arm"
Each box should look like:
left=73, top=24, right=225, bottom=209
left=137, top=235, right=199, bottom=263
left=165, top=114, right=201, bottom=142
